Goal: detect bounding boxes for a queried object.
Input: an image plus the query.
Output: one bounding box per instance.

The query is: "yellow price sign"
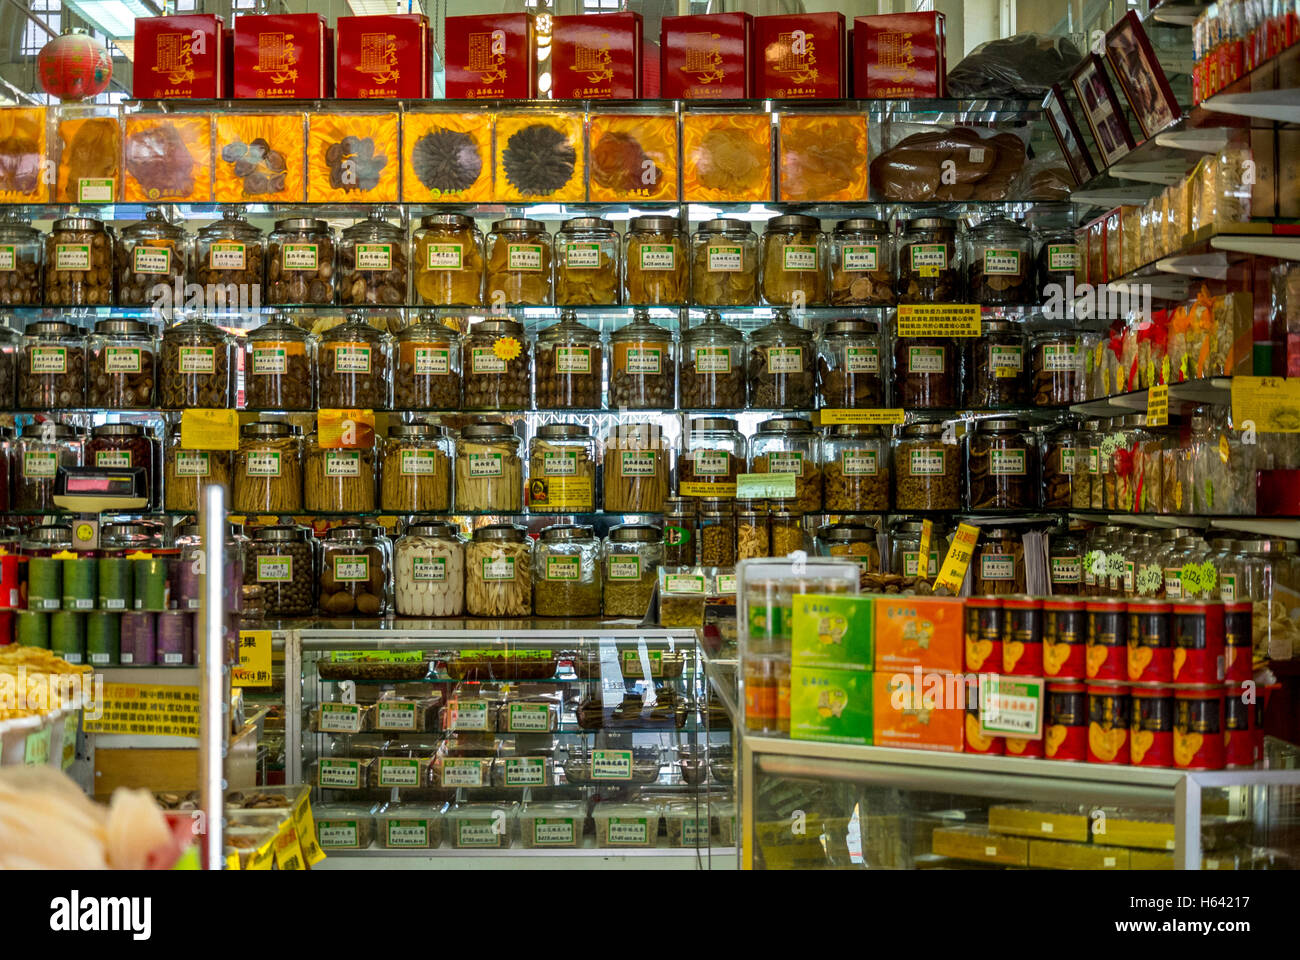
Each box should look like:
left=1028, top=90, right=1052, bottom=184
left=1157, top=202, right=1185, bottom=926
left=180, top=409, right=239, bottom=451
left=293, top=792, right=327, bottom=867
left=819, top=408, right=906, bottom=426
left=233, top=630, right=273, bottom=689
left=1146, top=385, right=1169, bottom=426
left=934, top=523, right=981, bottom=594
left=1231, top=377, right=1300, bottom=432
left=83, top=683, right=200, bottom=737
left=917, top=519, right=934, bottom=584
left=274, top=817, right=305, bottom=870
left=896, top=304, right=982, bottom=338
left=248, top=835, right=276, bottom=870
left=317, top=409, right=376, bottom=449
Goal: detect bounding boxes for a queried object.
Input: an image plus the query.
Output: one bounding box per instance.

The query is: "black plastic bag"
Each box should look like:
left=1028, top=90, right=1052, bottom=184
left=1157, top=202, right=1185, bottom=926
left=947, top=33, right=1084, bottom=99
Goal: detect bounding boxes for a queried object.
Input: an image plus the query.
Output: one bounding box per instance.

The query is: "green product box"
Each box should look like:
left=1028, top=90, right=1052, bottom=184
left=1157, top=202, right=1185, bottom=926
left=791, top=594, right=875, bottom=670
left=790, top=666, right=874, bottom=745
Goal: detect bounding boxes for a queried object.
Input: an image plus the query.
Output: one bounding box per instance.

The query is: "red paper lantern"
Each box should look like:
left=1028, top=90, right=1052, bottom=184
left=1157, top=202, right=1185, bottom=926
left=37, top=28, right=113, bottom=101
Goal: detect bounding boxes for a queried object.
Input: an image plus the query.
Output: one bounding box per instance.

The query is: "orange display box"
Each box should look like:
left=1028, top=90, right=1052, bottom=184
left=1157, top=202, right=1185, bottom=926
left=872, top=596, right=965, bottom=674
left=872, top=670, right=966, bottom=753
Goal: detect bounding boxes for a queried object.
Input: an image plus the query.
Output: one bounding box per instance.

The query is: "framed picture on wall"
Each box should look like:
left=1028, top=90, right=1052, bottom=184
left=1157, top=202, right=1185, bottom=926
left=1069, top=53, right=1137, bottom=168
left=1105, top=9, right=1182, bottom=139
left=1043, top=83, right=1099, bottom=186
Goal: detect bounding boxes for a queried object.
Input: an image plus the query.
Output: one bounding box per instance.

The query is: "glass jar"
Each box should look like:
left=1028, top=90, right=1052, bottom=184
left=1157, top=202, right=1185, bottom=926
left=393, top=314, right=461, bottom=410
left=86, top=319, right=158, bottom=409
left=455, top=421, right=523, bottom=512
left=610, top=311, right=674, bottom=409
left=1159, top=533, right=1204, bottom=601
left=1047, top=527, right=1083, bottom=595
left=0, top=427, right=12, bottom=513
left=1134, top=533, right=1165, bottom=597
left=0, top=216, right=43, bottom=304
left=466, top=524, right=531, bottom=617
left=1084, top=419, right=1105, bottom=509
left=194, top=212, right=264, bottom=300
left=822, top=425, right=890, bottom=512
left=1032, top=330, right=1087, bottom=407
left=533, top=524, right=601, bottom=617
left=115, top=209, right=186, bottom=306
left=897, top=217, right=960, bottom=303
left=816, top=522, right=879, bottom=574
left=663, top=496, right=696, bottom=566
left=602, top=524, right=662, bottom=618
left=234, top=421, right=303, bottom=514
left=749, top=416, right=821, bottom=513
left=462, top=318, right=531, bottom=410
left=245, top=525, right=315, bottom=618
left=19, top=321, right=86, bottom=409
left=968, top=417, right=1036, bottom=510
left=679, top=311, right=746, bottom=410
left=737, top=503, right=770, bottom=560
left=748, top=312, right=815, bottom=409
left=528, top=423, right=597, bottom=514
left=965, top=216, right=1034, bottom=306
left=555, top=217, right=619, bottom=305
left=817, top=319, right=884, bottom=409
left=45, top=216, right=113, bottom=305
left=0, top=323, right=19, bottom=406
left=535, top=311, right=603, bottom=409
left=242, top=314, right=316, bottom=411
left=893, top=420, right=961, bottom=511
left=159, top=317, right=234, bottom=409
left=970, top=320, right=1030, bottom=408
left=624, top=215, right=686, bottom=305
left=975, top=528, right=1025, bottom=595
left=829, top=218, right=893, bottom=306
left=760, top=214, right=827, bottom=306
left=698, top=498, right=736, bottom=567
left=14, top=422, right=83, bottom=511
left=304, top=435, right=376, bottom=514
left=894, top=329, right=959, bottom=409
left=1243, top=539, right=1300, bottom=659
left=317, top=313, right=393, bottom=409
left=889, top=520, right=946, bottom=580
left=486, top=218, right=552, bottom=305
left=395, top=521, right=465, bottom=618
left=680, top=417, right=743, bottom=499
left=86, top=423, right=156, bottom=506
left=413, top=213, right=484, bottom=306
left=1040, top=422, right=1081, bottom=510
left=164, top=422, right=233, bottom=513
left=1036, top=227, right=1079, bottom=303
left=267, top=217, right=336, bottom=305
left=602, top=422, right=669, bottom=513
left=338, top=213, right=408, bottom=305
left=770, top=500, right=807, bottom=557
left=319, top=526, right=391, bottom=617
left=1082, top=526, right=1114, bottom=597
left=380, top=423, right=452, bottom=513
left=690, top=218, right=758, bottom=306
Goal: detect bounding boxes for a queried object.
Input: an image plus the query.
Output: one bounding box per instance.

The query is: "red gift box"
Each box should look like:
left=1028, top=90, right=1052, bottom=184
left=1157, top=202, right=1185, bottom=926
left=233, top=13, right=330, bottom=99
left=852, top=12, right=946, bottom=98
left=660, top=13, right=753, bottom=99
left=133, top=15, right=226, bottom=99
left=335, top=14, right=428, bottom=98
left=755, top=12, right=846, bottom=99
left=444, top=13, right=536, bottom=99
left=551, top=12, right=642, bottom=99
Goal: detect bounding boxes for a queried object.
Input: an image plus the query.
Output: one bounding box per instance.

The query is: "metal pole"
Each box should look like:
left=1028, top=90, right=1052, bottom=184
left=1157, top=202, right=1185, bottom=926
left=199, top=483, right=228, bottom=869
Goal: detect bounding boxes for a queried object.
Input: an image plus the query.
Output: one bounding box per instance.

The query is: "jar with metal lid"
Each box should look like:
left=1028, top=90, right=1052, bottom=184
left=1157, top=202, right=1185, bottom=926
left=466, top=523, right=531, bottom=617
left=529, top=423, right=596, bottom=514
left=0, top=216, right=42, bottom=304
left=234, top=421, right=303, bottom=514
left=115, top=209, right=186, bottom=306
left=456, top=421, right=522, bottom=512
left=45, top=216, right=113, bottom=305
left=395, top=521, right=465, bottom=617
left=971, top=320, right=1030, bottom=408
left=1083, top=419, right=1105, bottom=509
left=1158, top=533, right=1205, bottom=601
left=968, top=418, right=1036, bottom=510
left=1242, top=539, right=1300, bottom=659
left=14, top=422, right=83, bottom=511
left=159, top=317, right=234, bottom=409
left=380, top=423, right=452, bottom=513
left=1036, top=227, right=1079, bottom=303
left=86, top=423, right=157, bottom=506
left=245, top=525, right=314, bottom=618
left=87, top=319, right=158, bottom=409
left=1082, top=526, right=1115, bottom=597
left=698, top=498, right=736, bottom=567
left=242, top=313, right=316, bottom=411
left=304, top=433, right=376, bottom=514
left=317, top=313, right=393, bottom=409
left=1115, top=415, right=1151, bottom=512
left=603, top=422, right=669, bottom=513
left=602, top=524, right=662, bottom=618
left=890, top=520, right=946, bottom=580
left=0, top=323, right=20, bottom=407
left=816, top=522, right=879, bottom=574
left=1047, top=527, right=1084, bottom=595
left=267, top=217, right=336, bottom=305
left=897, top=217, right=960, bottom=303
left=680, top=417, right=743, bottom=498
left=760, top=214, right=827, bottom=306
left=893, top=326, right=959, bottom=409
left=817, top=318, right=884, bottom=409
left=413, top=213, right=484, bottom=306
left=770, top=500, right=808, bottom=557
left=679, top=311, right=746, bottom=409
left=893, top=420, right=961, bottom=510
left=1106, top=529, right=1138, bottom=596
left=19, top=321, right=86, bottom=409
left=393, top=314, right=461, bottom=410
left=965, top=216, right=1034, bottom=306
left=462, top=318, right=531, bottom=410
left=610, top=311, right=674, bottom=409
left=486, top=218, right=552, bottom=305
left=830, top=218, right=893, bottom=306
left=533, top=524, right=601, bottom=617
left=555, top=217, right=619, bottom=305
left=338, top=213, right=408, bottom=305
left=748, top=416, right=821, bottom=512
left=1032, top=330, right=1087, bottom=406
left=975, top=528, right=1025, bottom=595
left=822, top=424, right=890, bottom=512
left=736, top=500, right=769, bottom=560
left=319, top=526, right=391, bottom=617
left=535, top=311, right=603, bottom=409
left=1039, top=422, right=1081, bottom=509
left=1133, top=533, right=1165, bottom=597
left=690, top=218, right=757, bottom=306
left=194, top=211, right=264, bottom=298
left=748, top=312, right=815, bottom=409
left=663, top=496, right=698, bottom=566
left=163, top=421, right=233, bottom=513
left=624, top=215, right=686, bottom=305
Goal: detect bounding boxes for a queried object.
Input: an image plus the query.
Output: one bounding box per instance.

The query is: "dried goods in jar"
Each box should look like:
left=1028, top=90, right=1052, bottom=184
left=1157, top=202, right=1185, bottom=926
left=679, top=312, right=745, bottom=409
left=760, top=215, right=827, bottom=306
left=625, top=216, right=686, bottom=305
left=318, top=316, right=392, bottom=409
left=529, top=425, right=596, bottom=514
left=87, top=320, right=156, bottom=408
left=380, top=425, right=452, bottom=512
left=603, top=423, right=668, bottom=513
left=246, top=527, right=314, bottom=618
left=305, top=443, right=376, bottom=513
left=165, top=445, right=232, bottom=513
left=609, top=314, right=674, bottom=409
left=554, top=217, right=619, bottom=306
left=393, top=318, right=460, bottom=410
left=462, top=319, right=530, bottom=410
left=456, top=422, right=523, bottom=512
left=234, top=422, right=303, bottom=515
left=830, top=218, right=893, bottom=306
left=159, top=320, right=232, bottom=409
left=319, top=528, right=389, bottom=617
left=690, top=218, right=758, bottom=305
left=413, top=214, right=484, bottom=306
left=466, top=526, right=531, bottom=617
left=267, top=218, right=336, bottom=305
left=967, top=419, right=1035, bottom=510
left=395, top=523, right=464, bottom=617
left=338, top=215, right=408, bottom=305
left=45, top=217, right=113, bottom=305
left=894, top=423, right=961, bottom=511
left=535, top=313, right=602, bottom=409
left=19, top=322, right=86, bottom=409
left=486, top=219, right=552, bottom=305
left=823, top=429, right=890, bottom=512
left=194, top=213, right=265, bottom=301
left=816, top=319, right=883, bottom=409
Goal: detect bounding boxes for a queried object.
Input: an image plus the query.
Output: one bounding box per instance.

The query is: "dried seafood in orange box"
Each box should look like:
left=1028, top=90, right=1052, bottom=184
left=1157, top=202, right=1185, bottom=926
left=214, top=114, right=305, bottom=203
left=588, top=114, right=679, bottom=203
left=0, top=107, right=46, bottom=202
left=778, top=113, right=868, bottom=203
left=494, top=112, right=585, bottom=203
left=55, top=114, right=120, bottom=203
left=123, top=114, right=213, bottom=203
left=308, top=112, right=399, bottom=203
left=402, top=111, right=492, bottom=203
left=682, top=112, right=771, bottom=203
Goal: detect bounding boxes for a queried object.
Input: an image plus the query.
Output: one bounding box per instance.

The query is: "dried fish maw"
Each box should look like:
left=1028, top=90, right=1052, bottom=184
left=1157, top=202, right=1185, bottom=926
left=591, top=131, right=652, bottom=194
left=402, top=111, right=492, bottom=203
left=779, top=114, right=868, bottom=202
left=56, top=116, right=120, bottom=202
left=683, top=112, right=771, bottom=202
left=588, top=114, right=678, bottom=202
left=0, top=107, right=46, bottom=201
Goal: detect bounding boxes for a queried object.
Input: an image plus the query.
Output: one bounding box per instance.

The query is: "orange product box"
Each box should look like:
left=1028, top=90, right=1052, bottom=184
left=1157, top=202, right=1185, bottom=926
left=872, top=670, right=965, bottom=753
left=872, top=596, right=965, bottom=674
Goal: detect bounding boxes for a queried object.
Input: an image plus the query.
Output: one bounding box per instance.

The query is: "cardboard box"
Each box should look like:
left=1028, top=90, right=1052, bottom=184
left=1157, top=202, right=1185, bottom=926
left=755, top=13, right=846, bottom=99
left=233, top=14, right=330, bottom=99
left=988, top=805, right=1089, bottom=843
left=791, top=594, right=874, bottom=670
left=872, top=596, right=965, bottom=674
left=852, top=13, right=946, bottom=98
left=133, top=15, right=226, bottom=99
left=335, top=14, right=428, bottom=99
left=660, top=13, right=753, bottom=99
left=1030, top=839, right=1130, bottom=870
left=871, top=671, right=964, bottom=752
left=931, top=826, right=1029, bottom=866
left=551, top=12, right=642, bottom=99
left=444, top=14, right=536, bottom=100
left=1130, top=848, right=1175, bottom=870
left=790, top=666, right=873, bottom=744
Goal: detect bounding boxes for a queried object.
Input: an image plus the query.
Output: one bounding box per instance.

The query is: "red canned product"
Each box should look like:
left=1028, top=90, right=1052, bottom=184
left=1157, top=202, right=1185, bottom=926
left=964, top=596, right=1003, bottom=673
left=1127, top=599, right=1173, bottom=683
left=1173, top=685, right=1226, bottom=770
left=1087, top=681, right=1131, bottom=764
left=1129, top=683, right=1174, bottom=768
left=0, top=554, right=19, bottom=609
left=1222, top=601, right=1253, bottom=683
left=1003, top=733, right=1045, bottom=758
left=1086, top=599, right=1128, bottom=680
left=1172, top=600, right=1225, bottom=683
left=1002, top=595, right=1043, bottom=676
left=964, top=702, right=1004, bottom=755
left=1044, top=680, right=1087, bottom=762
left=1043, top=598, right=1087, bottom=679
left=1223, top=682, right=1256, bottom=768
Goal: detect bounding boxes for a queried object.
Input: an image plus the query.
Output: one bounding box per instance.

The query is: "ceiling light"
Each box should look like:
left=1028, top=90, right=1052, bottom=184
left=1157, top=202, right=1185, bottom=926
left=346, top=0, right=425, bottom=16
left=63, top=0, right=157, bottom=41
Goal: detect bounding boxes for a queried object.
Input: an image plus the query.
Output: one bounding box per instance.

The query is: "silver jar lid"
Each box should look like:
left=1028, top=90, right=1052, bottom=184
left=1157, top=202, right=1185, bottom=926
left=21, top=421, right=78, bottom=439
left=829, top=423, right=882, bottom=438
left=689, top=417, right=739, bottom=432
left=92, top=319, right=154, bottom=337
left=388, top=423, right=447, bottom=439
left=901, top=421, right=947, bottom=438
left=540, top=523, right=594, bottom=542
left=273, top=218, right=329, bottom=233
left=818, top=523, right=876, bottom=543
left=698, top=218, right=751, bottom=235
left=405, top=521, right=460, bottom=539
left=101, top=522, right=156, bottom=543
left=608, top=523, right=662, bottom=543
left=253, top=525, right=309, bottom=542
left=823, top=319, right=880, bottom=337
left=326, top=525, right=376, bottom=542
left=834, top=218, right=887, bottom=234
left=461, top=421, right=516, bottom=441
left=27, top=524, right=74, bottom=543
left=91, top=423, right=144, bottom=438
left=52, top=216, right=106, bottom=233
left=756, top=416, right=814, bottom=435
left=629, top=215, right=680, bottom=234
left=536, top=423, right=590, bottom=441
left=468, top=318, right=525, bottom=338
left=977, top=417, right=1027, bottom=432
left=241, top=421, right=298, bottom=438
left=767, top=214, right=821, bottom=232
left=904, top=217, right=956, bottom=231
left=559, top=217, right=614, bottom=233
left=492, top=218, right=546, bottom=233
left=421, top=213, right=476, bottom=230
left=473, top=523, right=527, bottom=543
left=26, top=321, right=80, bottom=338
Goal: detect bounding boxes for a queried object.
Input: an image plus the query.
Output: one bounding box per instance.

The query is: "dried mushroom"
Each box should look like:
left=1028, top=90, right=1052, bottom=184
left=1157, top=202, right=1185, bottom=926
left=324, top=136, right=387, bottom=193
left=222, top=138, right=288, bottom=197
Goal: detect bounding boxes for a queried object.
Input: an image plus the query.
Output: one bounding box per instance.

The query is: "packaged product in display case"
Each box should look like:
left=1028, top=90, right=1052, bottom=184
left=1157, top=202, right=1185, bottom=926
left=122, top=112, right=213, bottom=203
left=682, top=108, right=772, bottom=203
left=494, top=111, right=585, bottom=203
left=852, top=12, right=947, bottom=98
left=777, top=112, right=868, bottom=203
left=755, top=13, right=847, bottom=99
left=307, top=111, right=399, bottom=203
left=551, top=12, right=643, bottom=100
left=233, top=13, right=331, bottom=99
left=871, top=125, right=1026, bottom=202
left=0, top=107, right=47, bottom=203
left=335, top=14, right=429, bottom=99
left=401, top=108, right=493, bottom=203
left=214, top=113, right=305, bottom=203
left=444, top=14, right=537, bottom=99
left=53, top=106, right=121, bottom=204
left=588, top=109, right=679, bottom=203
left=133, top=14, right=227, bottom=99
left=660, top=13, right=753, bottom=99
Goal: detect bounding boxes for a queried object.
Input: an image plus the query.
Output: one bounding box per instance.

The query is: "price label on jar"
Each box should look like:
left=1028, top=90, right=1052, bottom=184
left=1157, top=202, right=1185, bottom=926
left=766, top=346, right=804, bottom=373
left=532, top=818, right=575, bottom=845
left=334, top=554, right=369, bottom=581
left=209, top=242, right=246, bottom=271
left=982, top=249, right=1021, bottom=274
left=245, top=451, right=282, bottom=477
left=841, top=450, right=879, bottom=475
left=591, top=749, right=634, bottom=781
left=174, top=451, right=211, bottom=476
left=819, top=408, right=905, bottom=426
left=178, top=346, right=216, bottom=374
left=283, top=243, right=319, bottom=271
left=989, top=344, right=1023, bottom=377
left=608, top=557, right=641, bottom=580
left=469, top=452, right=503, bottom=477
left=842, top=244, right=879, bottom=271
left=980, top=554, right=1016, bottom=581
left=707, top=244, right=743, bottom=272
left=506, top=704, right=552, bottom=733
left=355, top=243, right=392, bottom=271
left=545, top=556, right=580, bottom=581
left=376, top=702, right=417, bottom=730
left=426, top=243, right=463, bottom=269
left=481, top=557, right=515, bottom=581
left=782, top=245, right=818, bottom=271
left=639, top=244, right=675, bottom=270
left=990, top=450, right=1027, bottom=476
left=565, top=242, right=601, bottom=268
left=692, top=450, right=731, bottom=476
left=325, top=451, right=362, bottom=477
left=55, top=244, right=91, bottom=271
left=471, top=347, right=507, bottom=374
left=766, top=453, right=803, bottom=474
left=414, top=347, right=450, bottom=375
left=716, top=573, right=737, bottom=594
left=379, top=758, right=423, bottom=787
left=386, top=820, right=429, bottom=847
left=623, top=648, right=663, bottom=677
left=132, top=246, right=171, bottom=275
left=317, top=759, right=361, bottom=789
left=400, top=450, right=439, bottom=476
left=31, top=346, right=67, bottom=374
left=844, top=346, right=880, bottom=373
left=507, top=244, right=544, bottom=271
left=413, top=556, right=446, bottom=581
left=542, top=451, right=578, bottom=476
left=458, top=822, right=500, bottom=846
left=333, top=345, right=372, bottom=374
left=607, top=818, right=650, bottom=845
left=440, top=759, right=485, bottom=787
left=664, top=574, right=705, bottom=594
left=95, top=451, right=132, bottom=469
left=896, top=304, right=982, bottom=338
left=620, top=451, right=657, bottom=476
left=693, top=346, right=732, bottom=373
left=450, top=699, right=490, bottom=730
left=256, top=556, right=292, bottom=582
left=251, top=346, right=288, bottom=375
left=0, top=245, right=14, bottom=270
left=555, top=347, right=592, bottom=374
left=318, top=703, right=362, bottom=733
left=317, top=820, right=359, bottom=848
